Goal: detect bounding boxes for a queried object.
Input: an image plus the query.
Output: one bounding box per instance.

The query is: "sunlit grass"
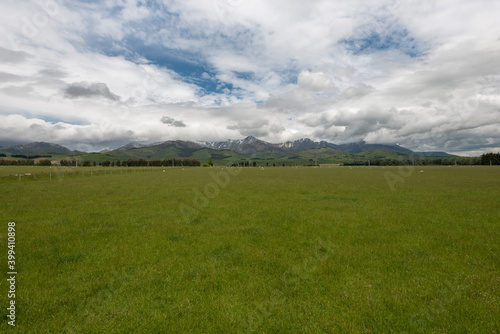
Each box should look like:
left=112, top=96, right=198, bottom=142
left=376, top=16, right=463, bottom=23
left=0, top=166, right=498, bottom=332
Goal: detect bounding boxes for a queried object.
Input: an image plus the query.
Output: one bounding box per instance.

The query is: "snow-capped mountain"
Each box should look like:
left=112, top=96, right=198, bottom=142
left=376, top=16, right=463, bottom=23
left=117, top=142, right=163, bottom=151
left=1, top=137, right=455, bottom=157
left=193, top=136, right=413, bottom=155
left=104, top=135, right=422, bottom=156
left=194, top=136, right=278, bottom=155
left=278, top=138, right=341, bottom=152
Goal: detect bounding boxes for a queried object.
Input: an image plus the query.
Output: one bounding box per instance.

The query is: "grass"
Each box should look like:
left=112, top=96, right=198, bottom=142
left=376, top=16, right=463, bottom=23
left=0, top=166, right=154, bottom=179
left=0, top=166, right=499, bottom=332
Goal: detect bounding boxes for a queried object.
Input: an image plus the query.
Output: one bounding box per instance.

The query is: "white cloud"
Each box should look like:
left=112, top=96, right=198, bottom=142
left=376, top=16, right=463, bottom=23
left=297, top=71, right=334, bottom=92
left=0, top=0, right=499, bottom=155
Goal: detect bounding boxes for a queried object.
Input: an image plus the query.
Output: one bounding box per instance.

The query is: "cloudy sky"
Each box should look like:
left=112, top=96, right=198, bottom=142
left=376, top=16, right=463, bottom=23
left=0, top=0, right=499, bottom=155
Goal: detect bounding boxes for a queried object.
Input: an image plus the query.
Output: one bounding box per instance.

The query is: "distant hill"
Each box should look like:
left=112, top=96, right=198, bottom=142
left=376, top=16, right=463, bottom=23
left=331, top=141, right=413, bottom=154
left=106, top=142, right=419, bottom=166
left=193, top=137, right=411, bottom=155
left=106, top=140, right=205, bottom=160
left=414, top=152, right=458, bottom=157
left=0, top=142, right=72, bottom=154
left=94, top=136, right=463, bottom=165
left=117, top=143, right=149, bottom=151
left=116, top=142, right=163, bottom=151
left=1, top=137, right=460, bottom=164
left=278, top=138, right=340, bottom=152
left=195, top=136, right=279, bottom=155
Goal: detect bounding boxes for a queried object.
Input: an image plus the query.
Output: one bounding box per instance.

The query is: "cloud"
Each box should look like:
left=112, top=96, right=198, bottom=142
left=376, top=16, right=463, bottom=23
left=297, top=71, right=334, bottom=92
left=0, top=114, right=136, bottom=152
left=341, top=83, right=375, bottom=100
left=64, top=82, right=120, bottom=101
left=0, top=71, right=26, bottom=83
left=0, top=0, right=499, bottom=155
left=228, top=119, right=286, bottom=138
left=38, top=68, right=67, bottom=79
left=0, top=47, right=31, bottom=64
left=160, top=116, right=186, bottom=127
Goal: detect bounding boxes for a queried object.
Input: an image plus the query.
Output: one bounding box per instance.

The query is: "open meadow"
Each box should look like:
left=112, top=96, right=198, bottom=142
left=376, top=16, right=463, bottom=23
left=0, top=165, right=499, bottom=332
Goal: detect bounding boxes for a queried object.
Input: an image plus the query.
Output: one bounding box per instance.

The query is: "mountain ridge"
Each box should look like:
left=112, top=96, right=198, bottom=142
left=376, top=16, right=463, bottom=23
left=192, top=137, right=415, bottom=155
left=0, top=141, right=73, bottom=154
left=1, top=137, right=458, bottom=157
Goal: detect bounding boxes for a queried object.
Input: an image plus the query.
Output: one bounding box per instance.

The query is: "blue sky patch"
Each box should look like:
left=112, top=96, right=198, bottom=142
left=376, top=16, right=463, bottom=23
left=341, top=25, right=423, bottom=58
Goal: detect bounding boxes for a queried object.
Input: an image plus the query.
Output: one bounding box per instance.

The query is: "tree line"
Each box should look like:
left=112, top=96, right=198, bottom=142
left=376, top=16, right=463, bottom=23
left=344, top=153, right=500, bottom=166
left=480, top=153, right=500, bottom=165
left=59, top=158, right=201, bottom=167
left=11, top=154, right=52, bottom=159
left=1, top=153, right=499, bottom=166
left=0, top=159, right=36, bottom=165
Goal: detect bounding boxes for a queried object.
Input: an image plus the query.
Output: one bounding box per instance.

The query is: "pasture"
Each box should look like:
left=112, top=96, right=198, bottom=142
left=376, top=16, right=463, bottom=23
left=0, top=166, right=499, bottom=332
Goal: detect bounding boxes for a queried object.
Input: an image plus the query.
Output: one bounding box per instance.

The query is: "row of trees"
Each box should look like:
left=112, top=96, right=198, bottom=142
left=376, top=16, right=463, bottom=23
left=480, top=153, right=500, bottom=165
left=59, top=158, right=201, bottom=167
left=11, top=154, right=52, bottom=159
left=0, top=154, right=52, bottom=159
left=126, top=158, right=201, bottom=167
left=1, top=153, right=499, bottom=166
left=365, top=157, right=480, bottom=166
left=0, top=159, right=36, bottom=165
left=352, top=154, right=500, bottom=166
left=0, top=159, right=57, bottom=166
left=38, top=159, right=52, bottom=166
left=231, top=161, right=258, bottom=167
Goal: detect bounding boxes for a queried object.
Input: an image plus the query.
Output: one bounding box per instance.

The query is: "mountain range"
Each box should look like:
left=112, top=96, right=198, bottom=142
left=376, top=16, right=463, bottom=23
left=0, top=137, right=458, bottom=163
left=118, top=136, right=417, bottom=155
left=0, top=142, right=72, bottom=154
left=117, top=136, right=453, bottom=157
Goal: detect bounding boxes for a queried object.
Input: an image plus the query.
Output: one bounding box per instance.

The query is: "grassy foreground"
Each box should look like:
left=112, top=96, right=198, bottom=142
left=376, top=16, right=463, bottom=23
left=0, top=166, right=499, bottom=333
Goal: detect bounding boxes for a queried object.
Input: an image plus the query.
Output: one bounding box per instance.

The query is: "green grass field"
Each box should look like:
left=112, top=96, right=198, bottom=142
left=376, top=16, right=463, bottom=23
left=0, top=166, right=499, bottom=332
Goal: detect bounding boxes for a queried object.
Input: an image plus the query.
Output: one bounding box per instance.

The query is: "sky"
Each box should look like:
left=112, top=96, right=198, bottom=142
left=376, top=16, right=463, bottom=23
left=0, top=0, right=499, bottom=155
